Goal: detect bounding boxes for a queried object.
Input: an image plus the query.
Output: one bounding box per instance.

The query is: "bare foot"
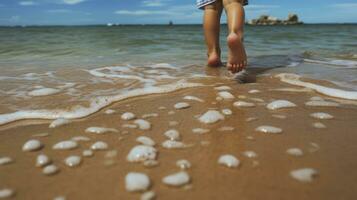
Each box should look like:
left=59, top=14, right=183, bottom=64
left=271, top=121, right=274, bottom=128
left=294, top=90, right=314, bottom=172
left=207, top=51, right=222, bottom=67
left=227, top=32, right=247, bottom=73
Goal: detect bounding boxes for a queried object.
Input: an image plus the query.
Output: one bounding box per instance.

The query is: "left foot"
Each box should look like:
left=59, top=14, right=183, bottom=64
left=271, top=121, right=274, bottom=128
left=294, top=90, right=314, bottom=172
left=207, top=51, right=222, bottom=67
left=227, top=32, right=247, bottom=73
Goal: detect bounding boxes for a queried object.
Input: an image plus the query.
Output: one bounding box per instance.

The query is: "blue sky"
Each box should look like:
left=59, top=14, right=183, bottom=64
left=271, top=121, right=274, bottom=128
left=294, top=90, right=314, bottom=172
left=0, top=0, right=356, bottom=25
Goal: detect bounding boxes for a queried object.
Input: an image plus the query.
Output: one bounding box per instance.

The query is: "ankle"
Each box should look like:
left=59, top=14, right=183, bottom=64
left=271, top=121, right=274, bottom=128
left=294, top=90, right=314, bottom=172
left=207, top=48, right=221, bottom=57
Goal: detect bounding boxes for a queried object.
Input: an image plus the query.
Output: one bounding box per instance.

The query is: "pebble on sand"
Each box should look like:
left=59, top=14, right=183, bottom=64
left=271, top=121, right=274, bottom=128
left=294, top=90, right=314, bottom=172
left=164, top=129, right=180, bottom=141
left=125, top=172, right=151, bottom=192
left=266, top=100, right=296, bottom=110
left=183, top=95, right=204, bottom=102
left=192, top=128, right=210, bottom=134
left=218, top=154, right=240, bottom=168
left=91, top=141, right=108, bottom=150
left=64, top=156, right=82, bottom=167
left=233, top=101, right=255, bottom=108
left=134, top=119, right=151, bottom=130
left=105, top=109, right=116, bottom=114
left=127, top=145, right=157, bottom=162
left=136, top=136, right=156, bottom=146
left=140, top=191, right=156, bottom=200
left=198, top=110, right=224, bottom=124
left=0, top=188, right=15, bottom=198
left=71, top=136, right=90, bottom=142
left=22, top=139, right=43, bottom=152
left=313, top=122, right=326, bottom=129
left=214, top=86, right=231, bottom=91
left=242, top=151, right=258, bottom=158
left=174, top=102, right=190, bottom=109
left=49, top=118, right=71, bottom=128
left=85, top=127, right=118, bottom=134
left=290, top=168, right=318, bottom=183
left=286, top=148, right=304, bottom=156
left=305, top=100, right=339, bottom=107
left=255, top=126, right=283, bottom=134
left=221, top=108, right=233, bottom=115
left=310, top=112, right=334, bottom=119
left=162, top=140, right=186, bottom=149
left=0, top=157, right=13, bottom=166
left=83, top=150, right=94, bottom=157
left=176, top=160, right=191, bottom=170
left=36, top=154, right=51, bottom=167
left=217, top=91, right=235, bottom=100
left=53, top=140, right=78, bottom=150
left=121, top=112, right=136, bottom=120
left=162, top=171, right=190, bottom=187
left=43, top=164, right=59, bottom=175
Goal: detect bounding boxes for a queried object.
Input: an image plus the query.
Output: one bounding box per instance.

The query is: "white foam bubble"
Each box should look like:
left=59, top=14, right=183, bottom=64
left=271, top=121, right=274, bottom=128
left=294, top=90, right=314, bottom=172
left=91, top=141, right=108, bottom=150
left=214, top=86, right=231, bottom=91
left=127, top=145, right=157, bottom=162
left=85, top=127, right=118, bottom=134
left=49, top=118, right=71, bottom=128
left=198, top=110, right=224, bottom=124
left=218, top=154, right=240, bottom=168
left=255, top=126, right=282, bottom=134
left=121, top=112, right=136, bottom=120
left=266, top=100, right=297, bottom=110
left=0, top=188, right=15, bottom=198
left=53, top=140, right=78, bottom=150
left=28, top=88, right=61, bottom=97
left=286, top=148, right=304, bottom=156
left=134, top=119, right=151, bottom=130
left=176, top=160, right=191, bottom=170
left=310, top=112, right=334, bottom=119
left=183, top=96, right=204, bottom=102
left=305, top=100, right=340, bottom=107
left=36, top=154, right=51, bottom=167
left=43, top=164, right=59, bottom=175
left=221, top=108, right=232, bottom=115
left=136, top=136, right=155, bottom=146
left=192, top=128, right=210, bottom=134
left=313, top=122, right=326, bottom=129
left=174, top=102, right=190, bottom=109
left=276, top=73, right=357, bottom=100
left=290, top=168, right=318, bottom=183
left=164, top=129, right=180, bottom=141
left=0, top=157, right=13, bottom=166
left=162, top=140, right=186, bottom=149
left=140, top=191, right=156, bottom=200
left=22, top=139, right=43, bottom=152
left=65, top=156, right=81, bottom=167
left=242, top=151, right=257, bottom=158
left=162, top=171, right=190, bottom=187
left=217, top=91, right=235, bottom=100
left=83, top=149, right=94, bottom=157
left=233, top=101, right=255, bottom=108
left=71, top=136, right=90, bottom=142
left=125, top=172, right=150, bottom=192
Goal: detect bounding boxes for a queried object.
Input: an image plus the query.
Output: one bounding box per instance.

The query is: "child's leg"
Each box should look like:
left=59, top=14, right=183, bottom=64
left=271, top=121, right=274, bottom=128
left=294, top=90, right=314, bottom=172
left=223, top=0, right=247, bottom=73
left=203, top=1, right=223, bottom=67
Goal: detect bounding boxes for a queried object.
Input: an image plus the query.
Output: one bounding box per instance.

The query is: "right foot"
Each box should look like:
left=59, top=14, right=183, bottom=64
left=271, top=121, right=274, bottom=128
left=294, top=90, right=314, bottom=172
left=227, top=32, right=247, bottom=73
left=207, top=51, right=222, bottom=67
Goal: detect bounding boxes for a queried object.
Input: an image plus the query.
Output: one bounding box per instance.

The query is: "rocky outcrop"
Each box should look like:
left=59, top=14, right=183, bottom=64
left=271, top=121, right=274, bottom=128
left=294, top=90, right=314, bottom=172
left=248, top=13, right=303, bottom=25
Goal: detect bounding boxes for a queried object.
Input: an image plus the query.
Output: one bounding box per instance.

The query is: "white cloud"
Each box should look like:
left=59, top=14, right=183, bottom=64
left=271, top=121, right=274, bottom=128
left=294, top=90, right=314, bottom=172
left=62, top=0, right=86, bottom=5
left=19, top=1, right=36, bottom=6
left=142, top=0, right=169, bottom=7
left=329, top=3, right=357, bottom=8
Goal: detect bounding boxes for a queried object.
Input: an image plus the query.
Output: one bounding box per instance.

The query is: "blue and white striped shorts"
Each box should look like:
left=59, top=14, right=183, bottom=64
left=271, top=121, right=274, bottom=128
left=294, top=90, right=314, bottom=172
left=196, top=0, right=248, bottom=9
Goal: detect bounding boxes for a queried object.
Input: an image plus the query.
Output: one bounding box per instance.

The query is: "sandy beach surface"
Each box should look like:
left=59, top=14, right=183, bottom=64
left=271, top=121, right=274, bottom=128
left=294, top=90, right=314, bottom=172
left=1, top=72, right=357, bottom=200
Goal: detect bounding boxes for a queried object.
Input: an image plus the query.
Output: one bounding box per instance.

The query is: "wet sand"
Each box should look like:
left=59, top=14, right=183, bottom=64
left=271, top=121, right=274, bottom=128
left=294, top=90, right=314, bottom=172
left=1, top=74, right=357, bottom=200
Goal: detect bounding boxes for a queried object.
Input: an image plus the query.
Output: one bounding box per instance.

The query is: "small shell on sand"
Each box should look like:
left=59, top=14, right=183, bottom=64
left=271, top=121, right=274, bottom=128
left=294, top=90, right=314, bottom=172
left=174, top=102, right=190, bottom=109
left=0, top=188, right=15, bottom=198
left=22, top=139, right=43, bottom=152
left=134, top=119, right=151, bottom=130
left=0, top=157, right=13, bottom=166
left=313, top=122, right=326, bottom=129
left=214, top=86, right=231, bottom=91
left=127, top=145, right=157, bottom=162
left=217, top=91, right=235, bottom=100
left=65, top=156, right=81, bottom=167
left=36, top=154, right=51, bottom=167
left=266, top=100, right=297, bottom=110
left=183, top=95, right=204, bottom=102
left=255, top=126, right=283, bottom=134
left=218, top=154, right=240, bottom=168
left=53, top=141, right=78, bottom=150
left=83, top=150, right=94, bottom=157
left=192, top=128, right=210, bottom=134
left=164, top=129, right=180, bottom=141
left=125, top=172, right=150, bottom=192
left=290, top=168, right=318, bottom=183
left=85, top=127, right=118, bottom=134
left=136, top=136, right=156, bottom=146
left=43, top=164, right=59, bottom=175
left=162, top=171, right=190, bottom=187
left=310, top=112, right=334, bottom=119
left=141, top=191, right=156, bottom=200
left=176, top=160, right=191, bottom=170
left=233, top=101, right=255, bottom=108
left=286, top=148, right=304, bottom=156
left=305, top=100, right=339, bottom=107
left=198, top=110, right=224, bottom=124
left=162, top=140, right=186, bottom=149
left=121, top=112, right=136, bottom=120
left=242, top=151, right=258, bottom=158
left=71, top=136, right=90, bottom=142
left=91, top=141, right=108, bottom=150
left=49, top=118, right=71, bottom=128
left=221, top=108, right=233, bottom=115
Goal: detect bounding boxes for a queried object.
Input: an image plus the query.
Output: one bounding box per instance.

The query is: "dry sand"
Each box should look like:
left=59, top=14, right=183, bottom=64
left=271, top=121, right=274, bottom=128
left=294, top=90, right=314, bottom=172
left=1, top=74, right=357, bottom=200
